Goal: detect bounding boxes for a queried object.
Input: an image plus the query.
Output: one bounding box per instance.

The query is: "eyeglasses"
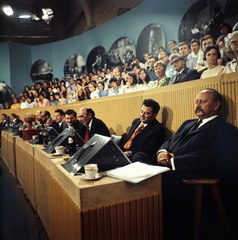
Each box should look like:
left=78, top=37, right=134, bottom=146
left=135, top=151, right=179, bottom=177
left=171, top=59, right=180, bottom=65
left=231, top=41, right=238, bottom=45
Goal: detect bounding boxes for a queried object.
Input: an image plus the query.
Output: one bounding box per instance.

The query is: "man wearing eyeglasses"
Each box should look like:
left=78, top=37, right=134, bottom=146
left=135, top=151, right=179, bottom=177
left=158, top=51, right=174, bottom=78
left=168, top=54, right=200, bottom=85
left=223, top=31, right=238, bottom=74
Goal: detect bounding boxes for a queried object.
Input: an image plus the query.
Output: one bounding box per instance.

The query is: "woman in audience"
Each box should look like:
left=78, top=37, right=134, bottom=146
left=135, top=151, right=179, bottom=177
left=77, top=88, right=86, bottom=101
left=84, top=75, right=91, bottom=86
left=23, top=90, right=29, bottom=98
left=24, top=86, right=30, bottom=93
left=84, top=86, right=91, bottom=99
left=50, top=95, right=58, bottom=106
left=120, top=72, right=138, bottom=94
left=30, top=85, right=36, bottom=95
left=66, top=90, right=77, bottom=103
left=88, top=82, right=99, bottom=99
left=131, top=63, right=140, bottom=81
left=200, top=45, right=224, bottom=79
left=54, top=93, right=60, bottom=102
left=59, top=91, right=67, bottom=105
left=27, top=97, right=35, bottom=108
left=60, top=85, right=66, bottom=92
left=113, top=66, right=126, bottom=87
left=28, top=92, right=34, bottom=101
left=4, top=102, right=11, bottom=109
left=10, top=98, right=20, bottom=109
left=75, top=82, right=83, bottom=97
left=223, top=31, right=238, bottom=74
left=137, top=68, right=153, bottom=90
left=152, top=61, right=170, bottom=88
left=97, top=81, right=108, bottom=97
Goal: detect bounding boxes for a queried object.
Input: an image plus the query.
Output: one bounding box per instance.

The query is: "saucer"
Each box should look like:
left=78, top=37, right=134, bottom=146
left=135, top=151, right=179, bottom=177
left=53, top=152, right=63, bottom=156
left=81, top=174, right=102, bottom=181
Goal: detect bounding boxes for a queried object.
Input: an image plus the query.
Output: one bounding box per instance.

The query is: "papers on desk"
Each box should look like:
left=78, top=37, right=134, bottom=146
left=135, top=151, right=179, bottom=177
left=105, top=162, right=171, bottom=184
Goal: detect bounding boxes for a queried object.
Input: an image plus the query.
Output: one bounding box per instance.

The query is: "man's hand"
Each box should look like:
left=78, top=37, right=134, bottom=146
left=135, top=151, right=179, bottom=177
left=157, top=151, right=174, bottom=167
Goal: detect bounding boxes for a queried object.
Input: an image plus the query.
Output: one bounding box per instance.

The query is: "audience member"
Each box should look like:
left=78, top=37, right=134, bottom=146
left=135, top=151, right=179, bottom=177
left=168, top=40, right=177, bottom=52
left=179, top=42, right=198, bottom=69
left=107, top=78, right=120, bottom=96
left=143, top=52, right=150, bottom=69
left=88, top=82, right=99, bottom=99
left=113, top=66, right=125, bottom=87
left=200, top=45, right=224, bottom=79
left=158, top=52, right=174, bottom=78
left=78, top=107, right=110, bottom=142
left=148, top=56, right=159, bottom=81
left=171, top=46, right=179, bottom=54
left=50, top=95, right=58, bottom=106
left=10, top=98, right=20, bottom=109
left=66, top=90, right=77, bottom=104
left=4, top=102, right=11, bottom=109
left=223, top=31, right=238, bottom=74
left=190, top=39, right=202, bottom=57
left=69, top=76, right=77, bottom=90
left=168, top=54, right=200, bottom=85
left=40, top=110, right=53, bottom=126
left=10, top=113, right=22, bottom=127
left=97, top=81, right=108, bottom=97
left=84, top=86, right=91, bottom=99
left=20, top=96, right=29, bottom=109
left=131, top=62, right=140, bottom=80
left=152, top=61, right=170, bottom=88
left=35, top=110, right=42, bottom=125
left=122, top=98, right=165, bottom=163
left=137, top=68, right=153, bottom=90
left=120, top=72, right=138, bottom=94
left=27, top=96, right=35, bottom=108
left=35, top=93, right=50, bottom=107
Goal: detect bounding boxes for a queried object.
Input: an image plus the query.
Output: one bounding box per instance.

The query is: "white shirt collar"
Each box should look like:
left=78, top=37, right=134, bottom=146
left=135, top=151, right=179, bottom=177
left=198, top=115, right=218, bottom=128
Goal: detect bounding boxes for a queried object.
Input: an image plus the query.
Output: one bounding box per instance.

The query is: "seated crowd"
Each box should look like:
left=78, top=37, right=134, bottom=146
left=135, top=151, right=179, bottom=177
left=0, top=23, right=238, bottom=111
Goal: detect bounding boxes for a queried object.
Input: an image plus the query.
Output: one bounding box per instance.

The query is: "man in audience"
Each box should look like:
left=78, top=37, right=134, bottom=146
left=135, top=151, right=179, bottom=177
left=156, top=88, right=238, bottom=239
left=62, top=109, right=86, bottom=138
left=20, top=96, right=28, bottom=109
left=46, top=86, right=54, bottom=100
left=107, top=78, right=120, bottom=96
left=148, top=56, right=159, bottom=81
left=0, top=114, right=9, bottom=130
left=157, top=46, right=165, bottom=56
left=168, top=40, right=177, bottom=52
left=179, top=42, right=198, bottom=69
left=42, top=81, right=48, bottom=93
left=223, top=31, right=238, bottom=74
left=78, top=107, right=110, bottom=142
left=190, top=39, right=202, bottom=57
left=168, top=54, right=200, bottom=85
left=158, top=52, right=174, bottom=78
left=35, top=93, right=50, bottom=107
left=143, top=52, right=150, bottom=69
left=69, top=76, right=77, bottom=90
left=35, top=82, right=43, bottom=93
left=122, top=99, right=165, bottom=164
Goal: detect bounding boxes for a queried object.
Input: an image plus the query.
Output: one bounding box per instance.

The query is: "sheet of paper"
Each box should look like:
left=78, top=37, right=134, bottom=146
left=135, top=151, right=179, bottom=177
left=105, top=162, right=170, bottom=184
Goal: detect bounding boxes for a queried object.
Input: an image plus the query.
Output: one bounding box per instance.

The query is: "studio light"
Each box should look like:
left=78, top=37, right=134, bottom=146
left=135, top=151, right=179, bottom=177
left=18, top=15, right=31, bottom=19
left=3, top=5, right=13, bottom=16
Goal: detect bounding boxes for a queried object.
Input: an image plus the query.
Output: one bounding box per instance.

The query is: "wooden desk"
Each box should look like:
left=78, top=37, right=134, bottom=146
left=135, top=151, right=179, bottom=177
left=1, top=130, right=8, bottom=165
left=4, top=132, right=163, bottom=240
left=7, top=133, right=17, bottom=178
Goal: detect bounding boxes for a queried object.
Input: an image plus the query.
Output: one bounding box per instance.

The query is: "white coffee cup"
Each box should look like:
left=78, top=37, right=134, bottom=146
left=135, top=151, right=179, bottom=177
left=84, top=164, right=98, bottom=179
left=55, top=146, right=64, bottom=154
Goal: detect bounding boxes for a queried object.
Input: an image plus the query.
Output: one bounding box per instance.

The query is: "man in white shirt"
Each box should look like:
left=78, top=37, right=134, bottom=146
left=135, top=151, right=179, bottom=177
left=20, top=96, right=28, bottom=109
left=179, top=42, right=198, bottom=69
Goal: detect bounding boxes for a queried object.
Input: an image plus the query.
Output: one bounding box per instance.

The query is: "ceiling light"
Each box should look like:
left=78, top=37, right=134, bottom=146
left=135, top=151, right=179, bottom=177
left=18, top=15, right=31, bottom=19
left=3, top=5, right=13, bottom=16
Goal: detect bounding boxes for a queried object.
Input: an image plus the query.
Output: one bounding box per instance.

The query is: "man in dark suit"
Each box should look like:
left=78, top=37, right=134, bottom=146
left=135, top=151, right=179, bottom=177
left=78, top=107, right=110, bottom=142
left=157, top=88, right=238, bottom=239
left=123, top=99, right=166, bottom=164
left=10, top=113, right=22, bottom=127
left=0, top=113, right=9, bottom=130
left=168, top=54, right=200, bottom=85
left=48, top=109, right=65, bottom=136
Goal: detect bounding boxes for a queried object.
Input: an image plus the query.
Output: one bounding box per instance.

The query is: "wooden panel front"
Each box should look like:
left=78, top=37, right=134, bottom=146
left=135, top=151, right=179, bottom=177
left=1, top=131, right=8, bottom=164
left=15, top=137, right=35, bottom=209
left=48, top=173, right=82, bottom=240
left=7, top=134, right=16, bottom=178
left=81, top=193, right=162, bottom=240
left=34, top=158, right=50, bottom=236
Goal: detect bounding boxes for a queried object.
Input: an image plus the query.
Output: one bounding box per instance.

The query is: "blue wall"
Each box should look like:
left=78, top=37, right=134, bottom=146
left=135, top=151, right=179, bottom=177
left=0, top=0, right=227, bottom=95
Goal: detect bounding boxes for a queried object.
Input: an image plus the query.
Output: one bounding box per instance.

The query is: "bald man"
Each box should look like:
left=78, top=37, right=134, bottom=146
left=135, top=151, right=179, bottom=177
left=78, top=107, right=110, bottom=141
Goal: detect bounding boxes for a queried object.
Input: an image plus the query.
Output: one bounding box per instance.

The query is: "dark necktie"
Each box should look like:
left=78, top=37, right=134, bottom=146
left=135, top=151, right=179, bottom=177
left=84, top=126, right=90, bottom=142
left=124, top=124, right=144, bottom=149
